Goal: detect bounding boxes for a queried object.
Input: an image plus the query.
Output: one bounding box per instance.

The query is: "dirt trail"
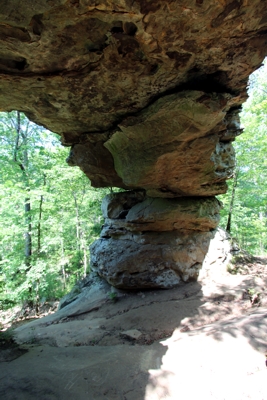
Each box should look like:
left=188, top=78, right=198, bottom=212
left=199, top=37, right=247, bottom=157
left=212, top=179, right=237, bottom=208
left=0, top=255, right=267, bottom=399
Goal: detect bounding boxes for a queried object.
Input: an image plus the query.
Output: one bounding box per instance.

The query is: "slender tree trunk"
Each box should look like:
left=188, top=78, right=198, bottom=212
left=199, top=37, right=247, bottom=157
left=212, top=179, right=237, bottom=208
left=13, top=111, right=33, bottom=304
left=81, top=231, right=88, bottom=277
left=83, top=244, right=88, bottom=277
left=72, top=191, right=81, bottom=251
left=37, top=174, right=46, bottom=255
left=60, top=224, right=66, bottom=290
left=37, top=195, right=43, bottom=255
left=226, top=167, right=239, bottom=234
left=35, top=175, right=46, bottom=314
left=35, top=280, right=40, bottom=314
left=23, top=126, right=32, bottom=269
left=13, top=111, right=32, bottom=267
left=24, top=196, right=32, bottom=267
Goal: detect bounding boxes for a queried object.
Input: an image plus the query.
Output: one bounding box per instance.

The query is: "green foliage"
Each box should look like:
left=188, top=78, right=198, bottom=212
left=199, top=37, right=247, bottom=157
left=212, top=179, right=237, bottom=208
left=218, top=58, right=267, bottom=254
left=108, top=291, right=118, bottom=302
left=0, top=111, right=109, bottom=308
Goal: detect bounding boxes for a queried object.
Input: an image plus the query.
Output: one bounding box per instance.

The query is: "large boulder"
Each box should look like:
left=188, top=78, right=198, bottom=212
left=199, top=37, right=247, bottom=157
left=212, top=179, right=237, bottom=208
left=103, top=91, right=236, bottom=196
left=91, top=191, right=220, bottom=288
left=91, top=230, right=214, bottom=289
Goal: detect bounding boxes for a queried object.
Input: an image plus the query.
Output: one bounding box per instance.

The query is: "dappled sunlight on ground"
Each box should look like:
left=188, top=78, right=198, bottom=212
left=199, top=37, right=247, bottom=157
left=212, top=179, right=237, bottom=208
left=1, top=252, right=266, bottom=399
left=146, top=325, right=267, bottom=400
left=144, top=256, right=267, bottom=400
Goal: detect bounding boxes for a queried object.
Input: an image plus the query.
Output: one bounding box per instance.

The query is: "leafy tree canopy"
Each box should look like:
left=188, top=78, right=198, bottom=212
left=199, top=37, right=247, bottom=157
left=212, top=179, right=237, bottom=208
left=219, top=58, right=267, bottom=254
left=0, top=112, right=109, bottom=309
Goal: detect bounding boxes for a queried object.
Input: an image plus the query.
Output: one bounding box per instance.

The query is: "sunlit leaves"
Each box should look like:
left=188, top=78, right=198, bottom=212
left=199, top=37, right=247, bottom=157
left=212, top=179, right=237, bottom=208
left=0, top=111, right=108, bottom=307
left=219, top=58, right=267, bottom=254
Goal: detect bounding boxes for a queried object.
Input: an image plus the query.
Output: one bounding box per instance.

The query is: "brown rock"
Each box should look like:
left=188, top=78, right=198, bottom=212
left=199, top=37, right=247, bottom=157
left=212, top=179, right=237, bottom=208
left=0, top=1, right=265, bottom=195
left=0, top=1, right=266, bottom=153
left=0, top=1, right=265, bottom=137
left=105, top=91, right=236, bottom=196
left=101, top=192, right=222, bottom=232
left=66, top=133, right=126, bottom=188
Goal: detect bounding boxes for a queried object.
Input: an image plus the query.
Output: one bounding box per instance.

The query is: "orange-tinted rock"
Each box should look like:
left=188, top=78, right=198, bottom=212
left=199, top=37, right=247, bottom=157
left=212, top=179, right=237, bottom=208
left=0, top=1, right=266, bottom=140
left=104, top=91, right=236, bottom=196
left=0, top=2, right=266, bottom=194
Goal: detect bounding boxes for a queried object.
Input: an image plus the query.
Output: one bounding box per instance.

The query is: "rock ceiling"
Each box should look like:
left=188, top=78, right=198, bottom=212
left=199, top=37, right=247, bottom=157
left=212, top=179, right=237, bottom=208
left=0, top=0, right=266, bottom=195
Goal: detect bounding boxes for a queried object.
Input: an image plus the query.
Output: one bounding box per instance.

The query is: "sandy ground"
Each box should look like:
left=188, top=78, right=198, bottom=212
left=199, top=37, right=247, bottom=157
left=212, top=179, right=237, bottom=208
left=0, top=254, right=266, bottom=399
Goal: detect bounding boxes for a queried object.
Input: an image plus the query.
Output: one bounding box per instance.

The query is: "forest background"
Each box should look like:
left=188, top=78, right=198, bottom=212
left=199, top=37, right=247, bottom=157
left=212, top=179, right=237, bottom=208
left=0, top=59, right=267, bottom=310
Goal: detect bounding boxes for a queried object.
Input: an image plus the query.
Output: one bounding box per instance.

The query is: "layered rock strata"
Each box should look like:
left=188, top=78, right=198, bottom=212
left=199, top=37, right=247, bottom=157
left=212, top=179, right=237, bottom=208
left=68, top=90, right=237, bottom=196
left=0, top=1, right=267, bottom=287
left=91, top=191, right=221, bottom=288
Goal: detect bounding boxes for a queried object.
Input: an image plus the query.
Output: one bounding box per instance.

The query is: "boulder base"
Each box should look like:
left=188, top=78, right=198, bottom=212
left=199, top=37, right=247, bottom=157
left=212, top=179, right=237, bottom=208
left=90, top=191, right=219, bottom=289
left=91, top=230, right=214, bottom=289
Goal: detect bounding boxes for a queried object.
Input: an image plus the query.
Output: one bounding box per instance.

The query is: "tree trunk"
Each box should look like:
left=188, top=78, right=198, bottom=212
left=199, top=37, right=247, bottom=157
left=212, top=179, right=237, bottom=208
left=82, top=231, right=88, bottom=277
left=24, top=196, right=32, bottom=267
left=13, top=111, right=33, bottom=304
left=72, top=191, right=81, bottom=251
left=226, top=167, right=239, bottom=234
left=60, top=225, right=66, bottom=290
left=37, top=174, right=46, bottom=255
left=13, top=111, right=32, bottom=267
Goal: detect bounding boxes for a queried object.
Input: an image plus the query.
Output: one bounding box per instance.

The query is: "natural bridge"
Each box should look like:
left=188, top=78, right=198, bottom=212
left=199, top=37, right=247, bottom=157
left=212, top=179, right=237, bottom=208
left=1, top=0, right=267, bottom=288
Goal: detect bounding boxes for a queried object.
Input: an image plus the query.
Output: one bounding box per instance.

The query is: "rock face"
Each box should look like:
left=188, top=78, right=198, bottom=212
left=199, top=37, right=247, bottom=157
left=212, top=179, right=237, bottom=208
left=103, top=91, right=236, bottom=197
left=91, top=191, right=219, bottom=288
left=0, top=1, right=267, bottom=288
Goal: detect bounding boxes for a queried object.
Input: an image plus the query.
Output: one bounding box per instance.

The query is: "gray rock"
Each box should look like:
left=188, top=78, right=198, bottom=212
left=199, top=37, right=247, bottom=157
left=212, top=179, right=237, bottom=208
left=90, top=191, right=218, bottom=289
left=101, top=192, right=222, bottom=232
left=121, top=330, right=142, bottom=340
left=91, top=230, right=214, bottom=289
left=101, top=190, right=146, bottom=219
left=58, top=286, right=81, bottom=310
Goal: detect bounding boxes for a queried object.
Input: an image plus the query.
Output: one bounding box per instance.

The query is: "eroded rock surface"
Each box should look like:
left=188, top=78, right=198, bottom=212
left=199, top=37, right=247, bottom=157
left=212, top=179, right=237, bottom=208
left=102, top=191, right=222, bottom=231
left=91, top=191, right=219, bottom=288
left=0, top=1, right=266, bottom=139
left=0, top=1, right=267, bottom=287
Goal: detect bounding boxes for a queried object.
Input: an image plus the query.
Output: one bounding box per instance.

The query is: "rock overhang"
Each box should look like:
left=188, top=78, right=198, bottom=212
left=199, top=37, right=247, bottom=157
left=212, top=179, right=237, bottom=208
left=0, top=1, right=266, bottom=134
left=1, top=0, right=265, bottom=194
